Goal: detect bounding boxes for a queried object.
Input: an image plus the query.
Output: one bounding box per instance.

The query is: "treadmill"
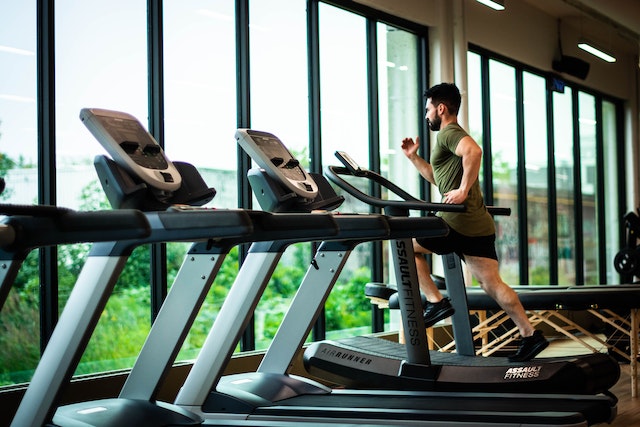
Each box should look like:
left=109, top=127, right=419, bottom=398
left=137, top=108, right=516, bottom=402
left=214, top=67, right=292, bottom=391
left=10, top=109, right=341, bottom=427
left=0, top=202, right=150, bottom=313
left=301, top=152, right=620, bottom=395
left=42, top=110, right=451, bottom=427
left=168, top=129, right=618, bottom=426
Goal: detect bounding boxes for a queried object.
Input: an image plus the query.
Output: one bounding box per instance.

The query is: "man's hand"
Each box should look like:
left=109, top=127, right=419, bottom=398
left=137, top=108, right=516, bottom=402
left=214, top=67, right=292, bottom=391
left=401, top=136, right=436, bottom=185
left=443, top=188, right=467, bottom=204
left=401, top=136, right=420, bottom=159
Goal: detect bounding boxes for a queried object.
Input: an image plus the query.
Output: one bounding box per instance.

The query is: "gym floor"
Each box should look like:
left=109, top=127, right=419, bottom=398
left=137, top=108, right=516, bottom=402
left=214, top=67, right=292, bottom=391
left=543, top=336, right=639, bottom=426
left=608, top=365, right=640, bottom=426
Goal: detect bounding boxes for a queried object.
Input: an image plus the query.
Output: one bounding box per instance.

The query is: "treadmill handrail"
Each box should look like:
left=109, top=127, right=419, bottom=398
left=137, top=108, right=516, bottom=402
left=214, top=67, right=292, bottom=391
left=1, top=207, right=151, bottom=253
left=325, top=165, right=511, bottom=217
left=325, top=165, right=465, bottom=213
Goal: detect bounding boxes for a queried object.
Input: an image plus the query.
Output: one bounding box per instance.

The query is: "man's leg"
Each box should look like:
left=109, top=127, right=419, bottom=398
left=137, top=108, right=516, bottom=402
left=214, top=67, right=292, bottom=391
left=413, top=239, right=444, bottom=303
left=413, top=239, right=455, bottom=327
left=465, top=255, right=548, bottom=361
left=464, top=255, right=533, bottom=336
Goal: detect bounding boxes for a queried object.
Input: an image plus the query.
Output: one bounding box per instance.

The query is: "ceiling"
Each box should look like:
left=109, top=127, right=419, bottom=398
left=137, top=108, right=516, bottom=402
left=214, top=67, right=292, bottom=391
left=522, top=0, right=640, bottom=44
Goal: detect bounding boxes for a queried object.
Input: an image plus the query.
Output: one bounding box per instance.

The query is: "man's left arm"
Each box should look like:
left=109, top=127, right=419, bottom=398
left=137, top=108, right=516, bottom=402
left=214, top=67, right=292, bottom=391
left=442, top=136, right=482, bottom=204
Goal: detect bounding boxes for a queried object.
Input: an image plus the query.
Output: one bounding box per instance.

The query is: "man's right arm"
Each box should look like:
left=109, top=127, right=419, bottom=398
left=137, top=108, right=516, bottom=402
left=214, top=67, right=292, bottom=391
left=401, top=136, right=436, bottom=185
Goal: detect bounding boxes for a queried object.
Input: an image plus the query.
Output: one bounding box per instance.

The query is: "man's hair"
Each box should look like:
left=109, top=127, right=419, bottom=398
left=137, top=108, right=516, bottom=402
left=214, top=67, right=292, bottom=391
left=424, top=83, right=461, bottom=115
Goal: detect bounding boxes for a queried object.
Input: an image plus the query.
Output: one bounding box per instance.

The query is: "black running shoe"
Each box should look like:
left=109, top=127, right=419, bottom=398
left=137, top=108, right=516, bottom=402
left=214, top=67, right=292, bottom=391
left=508, top=330, right=549, bottom=362
left=423, top=297, right=455, bottom=328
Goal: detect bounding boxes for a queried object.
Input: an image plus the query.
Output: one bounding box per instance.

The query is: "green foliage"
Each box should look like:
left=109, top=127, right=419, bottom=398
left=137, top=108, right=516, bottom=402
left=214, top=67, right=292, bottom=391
left=325, top=265, right=372, bottom=331
left=76, top=286, right=151, bottom=374
left=79, top=179, right=112, bottom=211
left=0, top=153, right=16, bottom=174
left=0, top=292, right=40, bottom=385
left=529, top=265, right=550, bottom=286
left=176, top=246, right=240, bottom=359
left=254, top=244, right=312, bottom=349
left=1, top=139, right=16, bottom=200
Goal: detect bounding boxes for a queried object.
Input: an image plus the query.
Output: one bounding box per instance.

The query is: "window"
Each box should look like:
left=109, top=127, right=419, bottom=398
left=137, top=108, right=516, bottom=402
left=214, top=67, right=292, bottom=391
left=553, top=88, right=576, bottom=284
left=0, top=3, right=37, bottom=205
left=602, top=100, right=620, bottom=284
left=250, top=0, right=309, bottom=154
left=248, top=0, right=313, bottom=349
left=578, top=92, right=598, bottom=284
left=469, top=47, right=624, bottom=288
left=54, top=0, right=149, bottom=375
left=377, top=22, right=422, bottom=328
left=488, top=59, right=519, bottom=285
left=467, top=52, right=483, bottom=158
left=319, top=4, right=368, bottom=168
left=523, top=72, right=550, bottom=285
left=319, top=3, right=372, bottom=338
left=163, top=0, right=239, bottom=359
left=378, top=22, right=421, bottom=197
left=0, top=0, right=38, bottom=386
left=164, top=0, right=237, bottom=191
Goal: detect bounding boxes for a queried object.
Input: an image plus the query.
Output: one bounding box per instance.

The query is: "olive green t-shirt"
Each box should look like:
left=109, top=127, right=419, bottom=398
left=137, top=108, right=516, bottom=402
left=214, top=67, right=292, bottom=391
left=431, top=123, right=495, bottom=237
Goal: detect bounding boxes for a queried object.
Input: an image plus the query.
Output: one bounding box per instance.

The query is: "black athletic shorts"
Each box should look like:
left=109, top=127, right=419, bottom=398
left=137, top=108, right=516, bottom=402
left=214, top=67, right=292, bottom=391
left=415, top=227, right=498, bottom=261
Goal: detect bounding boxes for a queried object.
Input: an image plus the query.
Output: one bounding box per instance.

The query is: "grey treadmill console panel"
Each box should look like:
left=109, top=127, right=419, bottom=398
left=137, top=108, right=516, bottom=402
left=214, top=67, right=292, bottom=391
left=80, top=108, right=181, bottom=192
left=236, top=129, right=318, bottom=201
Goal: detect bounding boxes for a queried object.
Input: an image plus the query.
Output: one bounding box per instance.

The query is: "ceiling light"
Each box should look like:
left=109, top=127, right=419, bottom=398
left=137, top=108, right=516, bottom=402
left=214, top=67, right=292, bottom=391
left=577, top=39, right=616, bottom=63
left=476, top=0, right=505, bottom=11
left=0, top=45, right=35, bottom=56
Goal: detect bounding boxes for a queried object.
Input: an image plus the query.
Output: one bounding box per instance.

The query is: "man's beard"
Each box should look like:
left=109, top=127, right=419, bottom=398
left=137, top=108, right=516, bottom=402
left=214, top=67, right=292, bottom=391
left=427, top=114, right=442, bottom=131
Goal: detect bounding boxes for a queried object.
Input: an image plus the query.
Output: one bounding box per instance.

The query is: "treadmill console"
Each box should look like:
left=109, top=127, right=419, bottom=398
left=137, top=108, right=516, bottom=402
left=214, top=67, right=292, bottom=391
left=235, top=129, right=318, bottom=201
left=80, top=108, right=181, bottom=192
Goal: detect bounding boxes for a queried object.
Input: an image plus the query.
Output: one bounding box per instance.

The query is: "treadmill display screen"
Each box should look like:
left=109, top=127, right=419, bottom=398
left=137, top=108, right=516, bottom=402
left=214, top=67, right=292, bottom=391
left=246, top=130, right=307, bottom=182
left=100, top=116, right=169, bottom=170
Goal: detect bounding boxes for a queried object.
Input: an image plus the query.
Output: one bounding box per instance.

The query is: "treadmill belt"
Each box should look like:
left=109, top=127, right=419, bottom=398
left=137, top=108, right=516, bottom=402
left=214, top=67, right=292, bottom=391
left=336, top=336, right=606, bottom=366
left=249, top=390, right=615, bottom=425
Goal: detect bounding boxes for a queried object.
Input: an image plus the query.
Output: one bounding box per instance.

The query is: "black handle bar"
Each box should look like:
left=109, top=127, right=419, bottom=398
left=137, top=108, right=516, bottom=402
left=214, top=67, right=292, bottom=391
left=325, top=165, right=465, bottom=213
left=325, top=165, right=510, bottom=217
left=1, top=206, right=151, bottom=251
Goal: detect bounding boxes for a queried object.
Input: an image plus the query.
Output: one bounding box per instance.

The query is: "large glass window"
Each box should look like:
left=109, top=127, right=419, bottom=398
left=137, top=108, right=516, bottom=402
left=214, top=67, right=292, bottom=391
left=319, top=4, right=368, bottom=168
left=0, top=3, right=37, bottom=205
left=163, top=0, right=239, bottom=360
left=488, top=59, right=519, bottom=285
left=466, top=53, right=483, bottom=158
left=602, top=100, right=620, bottom=283
left=249, top=0, right=311, bottom=350
left=164, top=0, right=237, bottom=202
left=578, top=92, right=598, bottom=284
left=319, top=3, right=372, bottom=338
left=523, top=72, right=549, bottom=285
left=250, top=0, right=308, bottom=154
left=464, top=51, right=484, bottom=285
left=553, top=88, right=576, bottom=284
left=54, top=0, right=149, bottom=375
left=0, top=1, right=39, bottom=386
left=378, top=23, right=420, bottom=197
left=377, top=23, right=421, bottom=328
left=469, top=49, right=623, bottom=288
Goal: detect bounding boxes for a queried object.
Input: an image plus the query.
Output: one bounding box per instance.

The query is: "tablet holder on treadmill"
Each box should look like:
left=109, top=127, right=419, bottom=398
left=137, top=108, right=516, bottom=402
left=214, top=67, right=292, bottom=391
left=81, top=108, right=216, bottom=211
left=236, top=129, right=344, bottom=213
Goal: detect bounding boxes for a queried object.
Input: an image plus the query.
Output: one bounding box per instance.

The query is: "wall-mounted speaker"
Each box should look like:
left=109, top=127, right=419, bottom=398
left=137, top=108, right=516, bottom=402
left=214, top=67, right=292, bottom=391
left=552, top=55, right=590, bottom=80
